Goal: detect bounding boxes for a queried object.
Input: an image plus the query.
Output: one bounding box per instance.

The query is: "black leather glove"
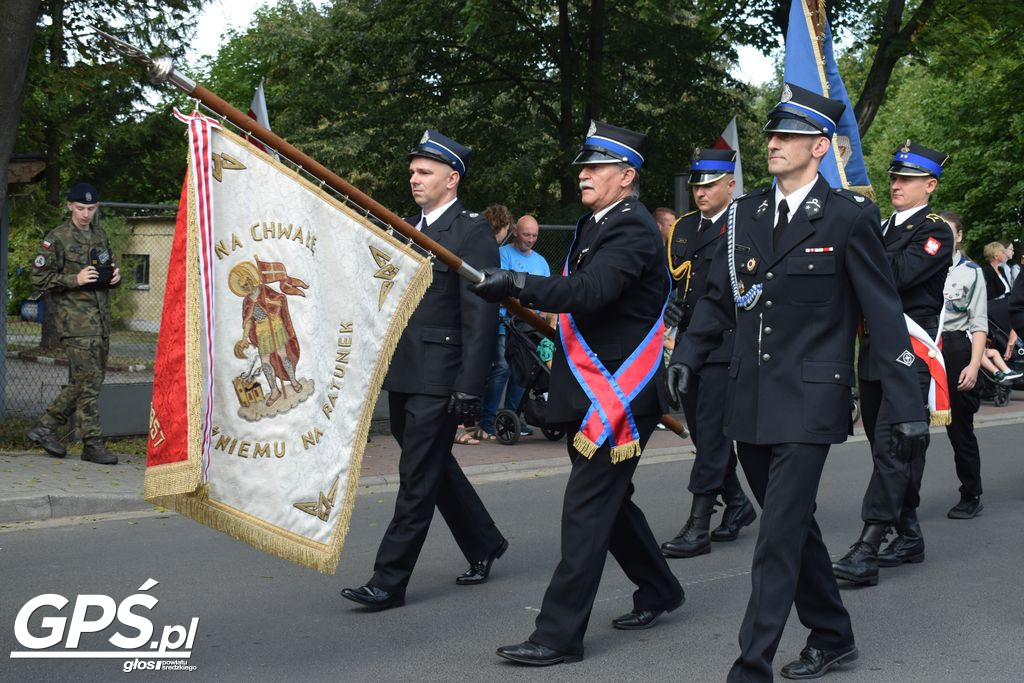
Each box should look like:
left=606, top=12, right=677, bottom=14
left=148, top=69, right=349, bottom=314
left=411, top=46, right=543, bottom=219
left=468, top=268, right=526, bottom=303
left=889, top=420, right=929, bottom=463
left=665, top=363, right=693, bottom=410
left=447, top=391, right=482, bottom=427
left=663, top=297, right=685, bottom=328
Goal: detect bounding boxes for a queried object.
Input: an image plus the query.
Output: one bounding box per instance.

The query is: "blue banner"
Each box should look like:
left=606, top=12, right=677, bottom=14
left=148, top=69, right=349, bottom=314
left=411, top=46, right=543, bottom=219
left=783, top=0, right=873, bottom=196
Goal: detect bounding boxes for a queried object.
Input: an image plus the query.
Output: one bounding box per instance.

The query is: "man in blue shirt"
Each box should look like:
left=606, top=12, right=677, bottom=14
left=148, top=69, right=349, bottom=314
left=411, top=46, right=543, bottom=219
left=479, top=215, right=552, bottom=436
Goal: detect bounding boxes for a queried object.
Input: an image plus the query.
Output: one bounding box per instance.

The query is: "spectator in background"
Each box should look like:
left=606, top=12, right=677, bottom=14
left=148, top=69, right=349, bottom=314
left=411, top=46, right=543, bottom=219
left=653, top=207, right=677, bottom=245
left=982, top=241, right=1011, bottom=301
left=479, top=214, right=552, bottom=438
left=999, top=240, right=1016, bottom=285
left=472, top=204, right=514, bottom=442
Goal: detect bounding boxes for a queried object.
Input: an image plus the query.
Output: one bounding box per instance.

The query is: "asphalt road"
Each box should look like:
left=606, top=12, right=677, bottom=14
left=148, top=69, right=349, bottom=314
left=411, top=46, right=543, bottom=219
left=2, top=424, right=1023, bottom=681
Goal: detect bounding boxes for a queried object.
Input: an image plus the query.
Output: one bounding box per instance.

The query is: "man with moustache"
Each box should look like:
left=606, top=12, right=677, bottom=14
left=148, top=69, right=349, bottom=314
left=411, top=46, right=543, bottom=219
left=340, top=130, right=508, bottom=610
left=472, top=121, right=684, bottom=665
left=668, top=84, right=928, bottom=680
left=660, top=147, right=756, bottom=559
left=832, top=141, right=954, bottom=585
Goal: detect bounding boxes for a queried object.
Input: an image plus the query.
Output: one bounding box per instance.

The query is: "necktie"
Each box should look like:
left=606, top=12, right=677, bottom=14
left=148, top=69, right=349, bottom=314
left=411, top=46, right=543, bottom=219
left=882, top=214, right=894, bottom=236
left=699, top=217, right=712, bottom=233
left=773, top=199, right=789, bottom=250
left=416, top=214, right=427, bottom=231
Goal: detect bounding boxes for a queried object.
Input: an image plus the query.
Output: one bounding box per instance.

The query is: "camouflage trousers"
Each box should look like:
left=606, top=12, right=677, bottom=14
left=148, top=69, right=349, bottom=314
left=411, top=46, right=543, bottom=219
left=39, top=335, right=109, bottom=444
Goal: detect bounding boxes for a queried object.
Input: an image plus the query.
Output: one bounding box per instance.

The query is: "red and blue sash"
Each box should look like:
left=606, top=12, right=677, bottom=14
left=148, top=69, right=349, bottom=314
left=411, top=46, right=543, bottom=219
left=558, top=241, right=669, bottom=464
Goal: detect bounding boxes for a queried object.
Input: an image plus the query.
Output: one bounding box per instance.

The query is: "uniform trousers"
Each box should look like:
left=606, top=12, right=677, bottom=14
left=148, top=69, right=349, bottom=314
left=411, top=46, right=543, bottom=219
left=371, top=392, right=505, bottom=594
left=529, top=413, right=684, bottom=655
left=859, top=365, right=931, bottom=524
left=941, top=331, right=982, bottom=496
left=728, top=442, right=853, bottom=682
left=680, top=361, right=741, bottom=495
left=40, top=335, right=109, bottom=443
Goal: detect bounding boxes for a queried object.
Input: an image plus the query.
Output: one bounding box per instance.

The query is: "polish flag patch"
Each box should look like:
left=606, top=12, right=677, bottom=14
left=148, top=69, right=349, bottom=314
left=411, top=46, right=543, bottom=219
left=42, top=240, right=51, bottom=249
left=924, top=237, right=941, bottom=255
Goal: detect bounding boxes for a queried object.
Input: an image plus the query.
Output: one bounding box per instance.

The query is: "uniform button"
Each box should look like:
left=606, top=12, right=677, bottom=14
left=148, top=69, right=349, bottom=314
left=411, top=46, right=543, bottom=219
left=444, top=336, right=451, bottom=342
left=766, top=272, right=774, bottom=280
left=834, top=373, right=841, bottom=380
left=765, top=300, right=773, bottom=308
left=808, top=264, right=815, bottom=271
left=762, top=353, right=771, bottom=362
left=764, top=327, right=772, bottom=335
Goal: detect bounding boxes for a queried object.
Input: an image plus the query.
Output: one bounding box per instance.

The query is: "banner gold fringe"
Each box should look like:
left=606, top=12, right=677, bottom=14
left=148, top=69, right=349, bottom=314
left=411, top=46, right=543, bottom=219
left=144, top=128, right=433, bottom=573
left=930, top=409, right=951, bottom=427
left=572, top=431, right=598, bottom=459
left=610, top=439, right=642, bottom=464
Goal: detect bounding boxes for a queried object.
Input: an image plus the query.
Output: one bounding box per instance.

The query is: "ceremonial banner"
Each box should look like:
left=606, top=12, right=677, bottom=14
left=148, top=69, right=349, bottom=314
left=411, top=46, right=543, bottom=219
left=784, top=0, right=873, bottom=198
left=145, top=111, right=432, bottom=573
left=712, top=116, right=745, bottom=198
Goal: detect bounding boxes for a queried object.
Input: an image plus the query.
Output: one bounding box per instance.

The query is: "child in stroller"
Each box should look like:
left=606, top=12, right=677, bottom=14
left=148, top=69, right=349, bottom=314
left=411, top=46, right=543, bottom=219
left=976, top=299, right=1024, bottom=406
left=492, top=315, right=566, bottom=445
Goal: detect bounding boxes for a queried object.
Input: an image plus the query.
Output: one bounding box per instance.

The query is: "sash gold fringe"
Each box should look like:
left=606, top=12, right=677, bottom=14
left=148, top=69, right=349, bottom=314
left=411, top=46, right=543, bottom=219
left=930, top=409, right=951, bottom=427
left=573, top=431, right=598, bottom=459
left=573, top=431, right=642, bottom=464
left=610, top=440, right=641, bottom=464
left=143, top=129, right=434, bottom=574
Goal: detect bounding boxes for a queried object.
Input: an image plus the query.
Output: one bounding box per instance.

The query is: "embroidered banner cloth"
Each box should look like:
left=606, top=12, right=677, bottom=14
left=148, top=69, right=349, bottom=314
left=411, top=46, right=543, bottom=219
left=145, top=114, right=431, bottom=573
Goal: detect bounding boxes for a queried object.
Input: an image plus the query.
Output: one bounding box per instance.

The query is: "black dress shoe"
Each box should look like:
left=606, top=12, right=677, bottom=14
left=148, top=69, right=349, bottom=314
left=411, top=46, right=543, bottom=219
left=947, top=494, right=983, bottom=519
left=339, top=584, right=405, bottom=610
left=711, top=497, right=757, bottom=542
left=611, top=593, right=685, bottom=630
left=496, top=641, right=582, bottom=666
left=456, top=538, right=508, bottom=585
left=780, top=645, right=858, bottom=679
left=27, top=426, right=66, bottom=458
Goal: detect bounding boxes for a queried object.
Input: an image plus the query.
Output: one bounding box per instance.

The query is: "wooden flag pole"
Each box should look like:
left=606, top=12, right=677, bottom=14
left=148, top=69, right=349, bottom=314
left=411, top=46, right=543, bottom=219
left=91, top=28, right=686, bottom=437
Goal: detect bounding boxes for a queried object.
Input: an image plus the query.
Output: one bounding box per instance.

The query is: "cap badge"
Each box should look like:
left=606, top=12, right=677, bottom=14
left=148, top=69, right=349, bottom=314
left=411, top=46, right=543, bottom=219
left=586, top=120, right=597, bottom=137
left=901, top=139, right=911, bottom=153
left=85, top=192, right=93, bottom=202
left=420, top=130, right=430, bottom=144
left=693, top=147, right=701, bottom=161
left=781, top=83, right=793, bottom=103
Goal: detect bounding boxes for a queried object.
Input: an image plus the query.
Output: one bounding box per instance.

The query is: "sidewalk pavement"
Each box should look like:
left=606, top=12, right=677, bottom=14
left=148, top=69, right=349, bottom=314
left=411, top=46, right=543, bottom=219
left=3, top=399, right=1023, bottom=525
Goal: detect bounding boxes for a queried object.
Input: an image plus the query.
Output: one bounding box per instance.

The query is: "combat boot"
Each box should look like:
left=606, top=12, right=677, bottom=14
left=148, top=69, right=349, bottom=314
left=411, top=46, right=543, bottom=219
left=832, top=523, right=886, bottom=586
left=661, top=494, right=716, bottom=558
left=711, top=474, right=757, bottom=542
left=82, top=441, right=118, bottom=465
left=27, top=426, right=67, bottom=458
left=878, top=510, right=924, bottom=567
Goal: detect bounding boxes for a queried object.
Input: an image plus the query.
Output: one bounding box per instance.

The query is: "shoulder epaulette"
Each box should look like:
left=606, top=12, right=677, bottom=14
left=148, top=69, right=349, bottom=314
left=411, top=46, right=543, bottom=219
left=926, top=213, right=943, bottom=222
left=831, top=187, right=872, bottom=205
left=736, top=186, right=770, bottom=202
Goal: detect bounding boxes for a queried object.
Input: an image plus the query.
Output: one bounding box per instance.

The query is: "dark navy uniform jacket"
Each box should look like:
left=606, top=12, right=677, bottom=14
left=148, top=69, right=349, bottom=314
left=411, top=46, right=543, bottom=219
left=383, top=199, right=498, bottom=397
left=668, top=209, right=733, bottom=364
left=518, top=199, right=670, bottom=424
left=859, top=204, right=953, bottom=382
left=676, top=175, right=926, bottom=445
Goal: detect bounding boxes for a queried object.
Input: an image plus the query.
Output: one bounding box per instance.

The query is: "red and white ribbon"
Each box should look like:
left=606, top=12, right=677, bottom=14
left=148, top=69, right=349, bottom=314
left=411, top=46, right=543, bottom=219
left=904, top=309, right=951, bottom=426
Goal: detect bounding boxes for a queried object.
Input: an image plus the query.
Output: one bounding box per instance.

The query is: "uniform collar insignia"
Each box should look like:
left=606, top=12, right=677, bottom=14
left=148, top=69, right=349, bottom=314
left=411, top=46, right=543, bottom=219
left=755, top=199, right=769, bottom=218
left=803, top=196, right=822, bottom=217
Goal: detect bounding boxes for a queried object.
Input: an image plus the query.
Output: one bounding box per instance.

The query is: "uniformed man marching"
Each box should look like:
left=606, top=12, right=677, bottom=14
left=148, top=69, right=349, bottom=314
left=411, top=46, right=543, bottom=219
left=27, top=183, right=120, bottom=465
left=340, top=130, right=508, bottom=610
left=668, top=83, right=929, bottom=680
left=472, top=121, right=685, bottom=665
left=660, top=147, right=755, bottom=558
left=832, top=141, right=954, bottom=587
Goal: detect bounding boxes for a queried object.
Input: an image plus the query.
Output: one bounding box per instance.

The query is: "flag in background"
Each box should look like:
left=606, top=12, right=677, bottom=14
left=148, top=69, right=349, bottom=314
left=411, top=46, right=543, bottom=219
left=246, top=78, right=272, bottom=153
left=712, top=116, right=745, bottom=198
left=783, top=0, right=873, bottom=198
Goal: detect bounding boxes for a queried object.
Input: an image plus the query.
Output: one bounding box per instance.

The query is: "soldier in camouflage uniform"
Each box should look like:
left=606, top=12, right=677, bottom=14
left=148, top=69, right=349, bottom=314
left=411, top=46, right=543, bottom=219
left=26, top=183, right=120, bottom=465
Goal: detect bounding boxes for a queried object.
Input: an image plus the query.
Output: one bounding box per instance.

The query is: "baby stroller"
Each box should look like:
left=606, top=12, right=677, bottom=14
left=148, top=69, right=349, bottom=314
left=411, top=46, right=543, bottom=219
left=976, top=301, right=1024, bottom=407
left=494, top=315, right=566, bottom=445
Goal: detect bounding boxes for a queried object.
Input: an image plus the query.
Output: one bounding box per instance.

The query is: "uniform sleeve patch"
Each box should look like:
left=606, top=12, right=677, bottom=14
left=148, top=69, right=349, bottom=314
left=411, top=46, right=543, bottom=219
left=897, top=350, right=916, bottom=366
left=34, top=255, right=46, bottom=268
left=42, top=240, right=51, bottom=249
left=924, top=237, right=941, bottom=255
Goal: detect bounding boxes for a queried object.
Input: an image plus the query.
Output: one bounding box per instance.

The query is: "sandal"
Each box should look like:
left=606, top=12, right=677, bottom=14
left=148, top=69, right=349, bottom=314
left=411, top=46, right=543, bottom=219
left=473, top=428, right=497, bottom=442
left=455, top=427, right=481, bottom=445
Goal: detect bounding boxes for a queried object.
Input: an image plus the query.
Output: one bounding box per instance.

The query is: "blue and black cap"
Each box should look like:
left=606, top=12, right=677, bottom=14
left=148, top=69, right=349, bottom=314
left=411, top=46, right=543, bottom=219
left=66, top=182, right=99, bottom=204
left=689, top=147, right=737, bottom=186
left=572, top=120, right=647, bottom=170
left=408, top=129, right=470, bottom=177
left=889, top=140, right=948, bottom=178
left=763, top=83, right=845, bottom=138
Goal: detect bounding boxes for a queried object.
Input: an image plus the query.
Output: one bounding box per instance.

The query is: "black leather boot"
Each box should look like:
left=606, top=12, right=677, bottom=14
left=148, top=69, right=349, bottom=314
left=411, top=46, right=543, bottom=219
left=878, top=510, right=924, bottom=567
left=82, top=441, right=118, bottom=465
left=711, top=473, right=757, bottom=542
left=661, top=494, right=716, bottom=558
left=832, top=523, right=886, bottom=586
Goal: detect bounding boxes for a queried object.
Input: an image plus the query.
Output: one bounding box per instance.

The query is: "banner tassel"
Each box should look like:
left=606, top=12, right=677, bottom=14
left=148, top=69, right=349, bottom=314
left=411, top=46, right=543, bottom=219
left=573, top=431, right=599, bottom=459
left=609, top=439, right=641, bottom=464
left=930, top=409, right=951, bottom=427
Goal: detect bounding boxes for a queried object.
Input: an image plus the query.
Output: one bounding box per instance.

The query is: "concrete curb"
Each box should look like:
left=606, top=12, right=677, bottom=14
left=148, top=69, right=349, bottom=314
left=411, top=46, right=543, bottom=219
left=0, top=493, right=154, bottom=525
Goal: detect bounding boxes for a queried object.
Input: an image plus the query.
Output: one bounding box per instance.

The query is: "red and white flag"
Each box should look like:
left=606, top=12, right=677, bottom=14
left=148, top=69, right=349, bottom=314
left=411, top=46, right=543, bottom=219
left=246, top=78, right=272, bottom=153
left=712, top=116, right=744, bottom=198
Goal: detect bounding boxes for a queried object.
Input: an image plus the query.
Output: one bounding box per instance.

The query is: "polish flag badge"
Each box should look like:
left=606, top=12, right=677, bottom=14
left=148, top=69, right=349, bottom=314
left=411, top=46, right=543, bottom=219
left=924, top=237, right=941, bottom=255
